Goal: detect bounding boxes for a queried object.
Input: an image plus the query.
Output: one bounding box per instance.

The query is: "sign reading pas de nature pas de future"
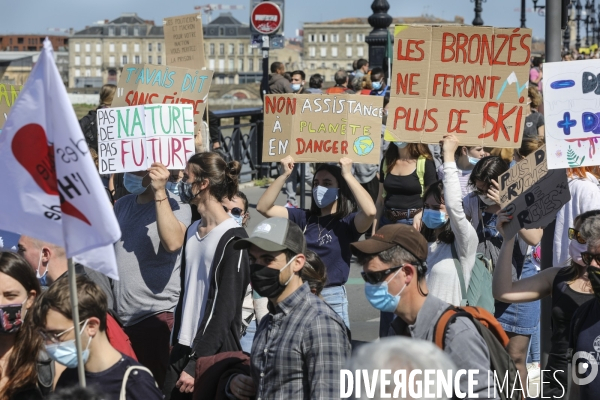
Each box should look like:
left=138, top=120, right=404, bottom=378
left=262, top=94, right=383, bottom=164
left=387, top=25, right=532, bottom=148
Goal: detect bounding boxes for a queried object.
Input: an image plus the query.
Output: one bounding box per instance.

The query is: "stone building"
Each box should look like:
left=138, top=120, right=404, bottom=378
left=0, top=34, right=69, bottom=52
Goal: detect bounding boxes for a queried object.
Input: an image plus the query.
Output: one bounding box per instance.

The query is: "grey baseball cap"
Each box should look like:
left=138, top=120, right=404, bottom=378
left=234, top=217, right=306, bottom=255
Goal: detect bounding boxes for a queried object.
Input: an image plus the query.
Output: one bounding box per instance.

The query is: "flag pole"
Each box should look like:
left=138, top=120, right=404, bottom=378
left=68, top=257, right=86, bottom=387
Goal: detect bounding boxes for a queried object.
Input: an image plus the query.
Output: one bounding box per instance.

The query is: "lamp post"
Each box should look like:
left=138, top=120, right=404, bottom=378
left=471, top=0, right=486, bottom=26
left=521, top=0, right=527, bottom=27
left=533, top=0, right=546, bottom=15
left=585, top=0, right=592, bottom=46
left=564, top=1, right=573, bottom=51
left=576, top=0, right=583, bottom=49
left=365, top=0, right=393, bottom=70
left=590, top=0, right=597, bottom=47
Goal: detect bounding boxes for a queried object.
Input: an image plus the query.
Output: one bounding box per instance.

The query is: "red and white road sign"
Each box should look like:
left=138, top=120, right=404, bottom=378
left=250, top=1, right=283, bottom=35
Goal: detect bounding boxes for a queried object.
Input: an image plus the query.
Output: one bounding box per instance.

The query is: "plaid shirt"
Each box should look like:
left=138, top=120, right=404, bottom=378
left=250, top=282, right=351, bottom=400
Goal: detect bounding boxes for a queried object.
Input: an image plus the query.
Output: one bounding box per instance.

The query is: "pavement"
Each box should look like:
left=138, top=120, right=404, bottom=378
left=241, top=183, right=380, bottom=346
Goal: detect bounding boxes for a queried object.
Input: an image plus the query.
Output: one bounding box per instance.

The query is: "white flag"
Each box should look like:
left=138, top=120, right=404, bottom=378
left=0, top=39, right=121, bottom=279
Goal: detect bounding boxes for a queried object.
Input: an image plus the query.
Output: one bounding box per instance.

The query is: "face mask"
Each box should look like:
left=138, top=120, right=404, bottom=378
left=312, top=186, right=339, bottom=208
left=509, top=160, right=517, bottom=168
left=587, top=266, right=600, bottom=300
left=372, top=81, right=383, bottom=90
left=36, top=250, right=49, bottom=287
left=478, top=194, right=497, bottom=206
left=364, top=270, right=406, bottom=313
left=178, top=181, right=202, bottom=204
left=422, top=209, right=447, bottom=229
left=229, top=212, right=244, bottom=227
left=569, top=240, right=587, bottom=266
left=394, top=141, right=408, bottom=149
left=468, top=156, right=480, bottom=166
left=0, top=301, right=25, bottom=334
left=250, top=256, right=297, bottom=298
left=166, top=181, right=180, bottom=196
left=123, top=173, right=149, bottom=195
left=45, top=320, right=92, bottom=368
left=291, top=83, right=302, bottom=92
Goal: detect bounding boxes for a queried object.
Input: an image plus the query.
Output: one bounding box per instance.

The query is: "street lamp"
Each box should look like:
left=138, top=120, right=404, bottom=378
left=471, top=0, right=486, bottom=26
left=576, top=0, right=583, bottom=49
left=521, top=0, right=527, bottom=28
left=366, top=0, right=393, bottom=70
left=590, top=0, right=597, bottom=46
left=585, top=0, right=592, bottom=46
left=532, top=0, right=546, bottom=15
left=564, top=1, right=573, bottom=51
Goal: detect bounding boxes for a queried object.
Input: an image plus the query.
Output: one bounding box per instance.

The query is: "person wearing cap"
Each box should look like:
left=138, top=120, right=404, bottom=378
left=350, top=223, right=497, bottom=399
left=226, top=217, right=351, bottom=400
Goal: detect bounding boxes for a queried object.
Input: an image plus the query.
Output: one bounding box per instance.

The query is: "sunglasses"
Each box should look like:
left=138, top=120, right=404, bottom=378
left=361, top=266, right=402, bottom=284
left=223, top=206, right=244, bottom=217
left=581, top=252, right=600, bottom=266
left=568, top=228, right=586, bottom=244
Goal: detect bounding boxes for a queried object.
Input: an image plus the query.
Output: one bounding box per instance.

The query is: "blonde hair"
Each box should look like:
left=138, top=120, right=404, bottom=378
left=528, top=85, right=542, bottom=109
left=489, top=148, right=513, bottom=165
left=99, top=84, right=116, bottom=107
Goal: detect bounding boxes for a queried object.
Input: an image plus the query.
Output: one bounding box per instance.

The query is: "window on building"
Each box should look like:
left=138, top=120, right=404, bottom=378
left=108, top=27, right=114, bottom=36
left=249, top=58, right=254, bottom=71
left=74, top=56, right=80, bottom=66
left=346, top=47, right=353, bottom=57
left=358, top=34, right=366, bottom=42
left=357, top=47, right=364, bottom=57
left=134, top=55, right=140, bottom=64
left=219, top=43, right=224, bottom=55
left=228, top=59, right=234, bottom=71
left=309, top=46, right=316, bottom=57
left=346, top=63, right=352, bottom=70
left=218, top=59, right=224, bottom=72
left=157, top=55, right=162, bottom=64
left=148, top=43, right=152, bottom=52
left=238, top=59, right=244, bottom=72
left=148, top=55, right=153, bottom=64
left=74, top=69, right=80, bottom=77
left=333, top=63, right=338, bottom=69
left=157, top=43, right=162, bottom=52
left=320, top=47, right=327, bottom=57
left=96, top=68, right=102, bottom=77
left=122, top=43, right=127, bottom=52
left=331, top=47, right=338, bottom=57
left=331, top=34, right=339, bottom=43
left=320, top=34, right=327, bottom=42
left=209, top=43, right=215, bottom=55
left=95, top=43, right=101, bottom=52
left=219, top=27, right=224, bottom=35
left=321, top=62, right=326, bottom=68
left=109, top=43, right=115, bottom=52
left=134, top=43, right=139, bottom=52
left=209, top=59, right=215, bottom=70
left=109, top=56, right=115, bottom=67
left=248, top=45, right=254, bottom=55
left=85, top=69, right=91, bottom=77
left=85, top=43, right=90, bottom=52
left=346, top=34, right=352, bottom=43
left=310, top=63, right=315, bottom=69
left=96, top=56, right=101, bottom=66
left=309, top=34, right=316, bottom=43
left=239, top=44, right=244, bottom=55
left=228, top=44, right=234, bottom=55
left=85, top=56, right=91, bottom=66
left=122, top=55, right=128, bottom=65
left=17, top=37, right=23, bottom=44
left=121, top=27, right=127, bottom=36
left=75, top=43, right=80, bottom=52
left=133, top=27, right=139, bottom=36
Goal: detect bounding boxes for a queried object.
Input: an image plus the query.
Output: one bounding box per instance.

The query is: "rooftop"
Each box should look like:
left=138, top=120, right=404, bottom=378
left=307, top=15, right=464, bottom=25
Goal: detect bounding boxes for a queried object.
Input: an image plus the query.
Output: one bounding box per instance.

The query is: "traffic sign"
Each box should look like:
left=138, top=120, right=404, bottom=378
left=250, top=1, right=283, bottom=35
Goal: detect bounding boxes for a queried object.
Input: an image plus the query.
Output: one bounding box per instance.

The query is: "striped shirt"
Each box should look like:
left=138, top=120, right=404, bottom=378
left=250, top=282, right=351, bottom=400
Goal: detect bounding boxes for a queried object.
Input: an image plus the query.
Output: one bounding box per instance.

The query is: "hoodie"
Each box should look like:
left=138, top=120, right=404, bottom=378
left=268, top=73, right=293, bottom=94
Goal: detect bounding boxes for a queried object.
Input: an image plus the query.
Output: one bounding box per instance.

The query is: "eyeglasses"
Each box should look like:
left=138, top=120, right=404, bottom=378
left=581, top=252, right=600, bottom=266
left=38, top=320, right=86, bottom=344
left=568, top=228, right=586, bottom=244
left=223, top=206, right=244, bottom=217
left=361, top=266, right=403, bottom=284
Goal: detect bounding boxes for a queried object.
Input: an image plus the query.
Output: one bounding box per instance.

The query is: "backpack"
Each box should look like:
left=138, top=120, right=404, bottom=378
left=381, top=155, right=426, bottom=199
left=433, top=305, right=522, bottom=400
left=450, top=243, right=495, bottom=314
left=79, top=109, right=98, bottom=151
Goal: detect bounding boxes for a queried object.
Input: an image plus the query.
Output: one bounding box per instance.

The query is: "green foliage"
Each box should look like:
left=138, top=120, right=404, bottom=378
left=567, top=146, right=585, bottom=167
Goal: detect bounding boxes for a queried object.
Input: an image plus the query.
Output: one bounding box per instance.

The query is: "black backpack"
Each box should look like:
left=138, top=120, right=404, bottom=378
left=79, top=109, right=98, bottom=151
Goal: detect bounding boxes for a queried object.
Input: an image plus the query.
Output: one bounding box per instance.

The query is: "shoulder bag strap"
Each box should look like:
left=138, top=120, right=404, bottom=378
left=120, top=366, right=156, bottom=400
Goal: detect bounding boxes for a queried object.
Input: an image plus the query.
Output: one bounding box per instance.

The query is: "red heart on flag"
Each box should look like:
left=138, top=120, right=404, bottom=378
left=12, top=123, right=91, bottom=225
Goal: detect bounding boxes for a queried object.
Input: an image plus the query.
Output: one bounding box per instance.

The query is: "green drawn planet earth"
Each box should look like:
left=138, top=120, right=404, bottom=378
left=353, top=136, right=374, bottom=156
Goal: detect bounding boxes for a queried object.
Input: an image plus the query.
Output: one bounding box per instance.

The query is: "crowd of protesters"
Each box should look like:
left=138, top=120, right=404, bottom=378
left=3, top=54, right=600, bottom=400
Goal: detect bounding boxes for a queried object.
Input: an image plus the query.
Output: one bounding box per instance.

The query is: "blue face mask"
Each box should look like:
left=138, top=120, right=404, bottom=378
left=509, top=160, right=517, bottom=168
left=123, top=173, right=149, bottom=195
left=45, top=320, right=92, bottom=368
left=312, top=186, right=339, bottom=208
left=166, top=181, right=180, bottom=196
left=291, top=83, right=302, bottom=92
left=372, top=81, right=383, bottom=91
left=229, top=213, right=244, bottom=227
left=178, top=181, right=202, bottom=204
left=422, top=209, right=447, bottom=229
left=468, top=156, right=480, bottom=166
left=394, top=141, right=408, bottom=149
left=364, top=270, right=406, bottom=313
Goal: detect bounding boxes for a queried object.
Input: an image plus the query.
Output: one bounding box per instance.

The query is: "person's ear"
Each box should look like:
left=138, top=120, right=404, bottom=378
left=401, top=264, right=416, bottom=286
left=461, top=147, right=467, bottom=157
left=41, top=247, right=51, bottom=265
left=85, top=317, right=101, bottom=339
left=292, top=254, right=306, bottom=273
left=25, top=290, right=37, bottom=310
left=197, top=177, right=210, bottom=192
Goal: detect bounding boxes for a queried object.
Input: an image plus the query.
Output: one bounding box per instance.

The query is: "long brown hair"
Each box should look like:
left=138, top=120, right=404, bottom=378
left=384, top=143, right=432, bottom=174
left=0, top=252, right=42, bottom=400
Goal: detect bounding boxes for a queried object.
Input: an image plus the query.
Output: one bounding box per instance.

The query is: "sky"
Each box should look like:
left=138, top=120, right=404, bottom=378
left=0, top=0, right=548, bottom=39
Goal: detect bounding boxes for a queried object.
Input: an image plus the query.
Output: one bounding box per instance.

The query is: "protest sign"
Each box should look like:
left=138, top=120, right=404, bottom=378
left=112, top=63, right=213, bottom=129
left=498, top=145, right=571, bottom=239
left=543, top=59, right=600, bottom=169
left=164, top=13, right=206, bottom=69
left=387, top=25, right=532, bottom=148
left=97, top=104, right=195, bottom=173
left=0, top=84, right=21, bottom=130
left=262, top=94, right=383, bottom=163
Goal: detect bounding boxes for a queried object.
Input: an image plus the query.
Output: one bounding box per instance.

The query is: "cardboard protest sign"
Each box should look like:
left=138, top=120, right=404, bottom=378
left=498, top=145, right=571, bottom=239
left=97, top=104, right=195, bottom=173
left=112, top=64, right=213, bottom=129
left=387, top=25, right=532, bottom=148
left=0, top=84, right=21, bottom=130
left=164, top=13, right=206, bottom=69
left=542, top=59, right=600, bottom=169
left=262, top=94, right=383, bottom=163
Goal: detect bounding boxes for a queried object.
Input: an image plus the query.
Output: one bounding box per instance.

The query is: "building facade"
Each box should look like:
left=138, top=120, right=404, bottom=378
left=302, top=15, right=464, bottom=83
left=0, top=35, right=68, bottom=52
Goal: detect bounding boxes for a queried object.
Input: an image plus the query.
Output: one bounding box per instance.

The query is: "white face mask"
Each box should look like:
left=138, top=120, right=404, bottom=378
left=569, top=240, right=588, bottom=266
left=478, top=194, right=497, bottom=206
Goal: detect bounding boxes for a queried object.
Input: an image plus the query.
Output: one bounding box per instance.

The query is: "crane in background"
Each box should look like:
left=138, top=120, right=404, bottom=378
left=194, top=4, right=245, bottom=22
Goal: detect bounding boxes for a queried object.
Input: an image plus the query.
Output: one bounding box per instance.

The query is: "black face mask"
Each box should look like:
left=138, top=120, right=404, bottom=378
left=588, top=266, right=600, bottom=300
left=250, top=257, right=295, bottom=298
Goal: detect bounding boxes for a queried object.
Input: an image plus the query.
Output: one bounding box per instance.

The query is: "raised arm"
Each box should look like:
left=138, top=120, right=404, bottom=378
left=372, top=182, right=384, bottom=235
left=256, top=156, right=294, bottom=218
left=149, top=163, right=187, bottom=253
left=340, top=157, right=377, bottom=233
left=493, top=212, right=558, bottom=303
